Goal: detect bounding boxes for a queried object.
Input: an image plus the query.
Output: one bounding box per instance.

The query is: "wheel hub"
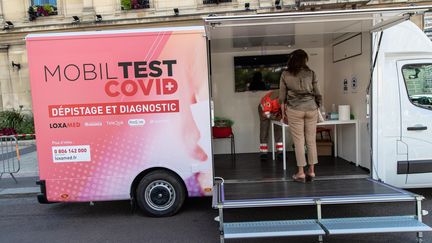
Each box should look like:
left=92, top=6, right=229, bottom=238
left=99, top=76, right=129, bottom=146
left=145, top=180, right=176, bottom=211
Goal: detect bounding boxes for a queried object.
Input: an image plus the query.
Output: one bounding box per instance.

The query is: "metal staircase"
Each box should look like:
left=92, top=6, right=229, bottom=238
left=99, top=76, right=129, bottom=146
left=213, top=178, right=431, bottom=242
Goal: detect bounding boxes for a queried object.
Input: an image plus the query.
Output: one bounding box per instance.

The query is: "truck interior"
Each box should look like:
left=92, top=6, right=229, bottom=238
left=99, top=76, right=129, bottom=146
left=205, top=7, right=432, bottom=242
left=208, top=8, right=401, bottom=182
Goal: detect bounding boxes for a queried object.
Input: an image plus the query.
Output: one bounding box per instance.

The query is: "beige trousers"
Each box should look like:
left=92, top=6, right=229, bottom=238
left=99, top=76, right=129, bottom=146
left=286, top=108, right=318, bottom=167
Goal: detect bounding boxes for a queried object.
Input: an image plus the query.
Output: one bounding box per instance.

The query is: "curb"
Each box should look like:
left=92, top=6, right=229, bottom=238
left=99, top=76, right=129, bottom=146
left=0, top=187, right=39, bottom=198
left=13, top=172, right=39, bottom=178
left=17, top=139, right=36, bottom=146
left=0, top=192, right=38, bottom=199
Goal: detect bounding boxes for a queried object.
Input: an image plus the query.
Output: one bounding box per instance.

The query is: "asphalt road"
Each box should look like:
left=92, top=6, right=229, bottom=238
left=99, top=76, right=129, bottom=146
left=0, top=189, right=431, bottom=243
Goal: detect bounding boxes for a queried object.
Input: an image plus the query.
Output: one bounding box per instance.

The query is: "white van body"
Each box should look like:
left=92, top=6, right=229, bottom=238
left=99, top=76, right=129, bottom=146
left=373, top=20, right=432, bottom=188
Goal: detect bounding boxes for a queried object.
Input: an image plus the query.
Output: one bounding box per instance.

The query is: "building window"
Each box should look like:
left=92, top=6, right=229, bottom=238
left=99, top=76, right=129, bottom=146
left=424, top=12, right=432, bottom=41
left=203, top=0, right=232, bottom=4
left=32, top=0, right=57, bottom=5
left=28, top=0, right=58, bottom=20
left=121, top=0, right=150, bottom=10
left=402, top=63, right=432, bottom=111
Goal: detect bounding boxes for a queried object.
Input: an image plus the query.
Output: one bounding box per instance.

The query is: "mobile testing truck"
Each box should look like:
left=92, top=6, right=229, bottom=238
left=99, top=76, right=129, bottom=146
left=27, top=5, right=432, bottom=242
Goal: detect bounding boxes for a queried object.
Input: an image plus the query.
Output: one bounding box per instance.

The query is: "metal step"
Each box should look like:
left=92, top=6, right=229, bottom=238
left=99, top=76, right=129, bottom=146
left=223, top=219, right=325, bottom=239
left=320, top=216, right=432, bottom=235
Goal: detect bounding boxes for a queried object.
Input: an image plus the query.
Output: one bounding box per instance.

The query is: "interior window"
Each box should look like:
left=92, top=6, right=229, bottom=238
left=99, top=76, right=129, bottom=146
left=402, top=63, right=432, bottom=110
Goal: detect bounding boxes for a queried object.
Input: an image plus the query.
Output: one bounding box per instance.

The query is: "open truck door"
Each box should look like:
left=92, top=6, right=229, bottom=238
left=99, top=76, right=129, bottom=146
left=205, top=6, right=432, bottom=242
left=206, top=5, right=432, bottom=184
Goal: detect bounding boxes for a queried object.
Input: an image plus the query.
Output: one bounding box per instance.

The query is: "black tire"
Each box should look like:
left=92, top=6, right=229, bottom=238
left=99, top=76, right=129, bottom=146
left=136, top=170, right=186, bottom=217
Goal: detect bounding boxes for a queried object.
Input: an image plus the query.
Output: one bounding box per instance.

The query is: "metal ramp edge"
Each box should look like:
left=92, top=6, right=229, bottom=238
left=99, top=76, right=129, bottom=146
left=219, top=194, right=418, bottom=209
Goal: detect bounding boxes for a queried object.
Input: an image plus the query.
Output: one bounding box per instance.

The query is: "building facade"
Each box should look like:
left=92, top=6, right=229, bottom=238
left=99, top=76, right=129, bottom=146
left=0, top=0, right=430, bottom=113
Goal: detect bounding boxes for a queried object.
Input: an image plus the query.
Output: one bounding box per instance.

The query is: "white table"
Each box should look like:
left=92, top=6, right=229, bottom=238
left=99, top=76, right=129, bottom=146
left=271, top=119, right=359, bottom=170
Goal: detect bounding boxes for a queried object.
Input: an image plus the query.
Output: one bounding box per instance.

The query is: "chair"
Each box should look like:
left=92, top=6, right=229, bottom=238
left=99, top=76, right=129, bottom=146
left=212, top=127, right=236, bottom=167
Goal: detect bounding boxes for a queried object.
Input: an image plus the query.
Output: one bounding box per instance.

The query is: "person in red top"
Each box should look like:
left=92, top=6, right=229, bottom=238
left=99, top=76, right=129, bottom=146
left=258, top=90, right=283, bottom=159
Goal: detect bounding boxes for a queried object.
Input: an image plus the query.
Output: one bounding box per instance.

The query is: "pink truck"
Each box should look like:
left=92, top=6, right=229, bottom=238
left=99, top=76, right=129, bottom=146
left=27, top=27, right=213, bottom=216
left=28, top=7, right=432, bottom=242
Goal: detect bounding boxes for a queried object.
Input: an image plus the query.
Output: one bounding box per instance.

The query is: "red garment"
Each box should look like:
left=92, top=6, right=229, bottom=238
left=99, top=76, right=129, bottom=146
left=260, top=91, right=281, bottom=114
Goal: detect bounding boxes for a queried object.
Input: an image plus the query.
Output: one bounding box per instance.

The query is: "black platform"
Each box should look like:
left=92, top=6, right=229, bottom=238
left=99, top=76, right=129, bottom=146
left=212, top=153, right=417, bottom=208
left=213, top=178, right=418, bottom=209
left=222, top=178, right=410, bottom=201
left=214, top=152, right=369, bottom=182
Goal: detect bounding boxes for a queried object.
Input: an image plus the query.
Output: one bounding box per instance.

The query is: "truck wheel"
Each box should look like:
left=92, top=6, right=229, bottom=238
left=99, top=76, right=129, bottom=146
left=136, top=171, right=186, bottom=217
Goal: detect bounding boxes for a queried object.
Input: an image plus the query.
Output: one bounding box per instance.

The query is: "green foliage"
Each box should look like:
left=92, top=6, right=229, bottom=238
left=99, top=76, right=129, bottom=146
left=17, top=115, right=34, bottom=134
left=0, top=110, right=24, bottom=130
left=0, top=109, right=35, bottom=135
left=43, top=4, right=54, bottom=14
left=214, top=117, right=234, bottom=127
left=121, top=0, right=131, bottom=10
left=28, top=4, right=57, bottom=20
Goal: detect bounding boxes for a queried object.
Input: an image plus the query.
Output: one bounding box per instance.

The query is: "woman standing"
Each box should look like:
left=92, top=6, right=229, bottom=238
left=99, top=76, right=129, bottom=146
left=279, top=49, right=322, bottom=183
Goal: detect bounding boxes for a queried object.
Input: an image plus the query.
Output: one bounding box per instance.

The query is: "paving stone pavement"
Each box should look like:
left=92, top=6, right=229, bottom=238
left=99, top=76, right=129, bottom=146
left=0, top=140, right=39, bottom=196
